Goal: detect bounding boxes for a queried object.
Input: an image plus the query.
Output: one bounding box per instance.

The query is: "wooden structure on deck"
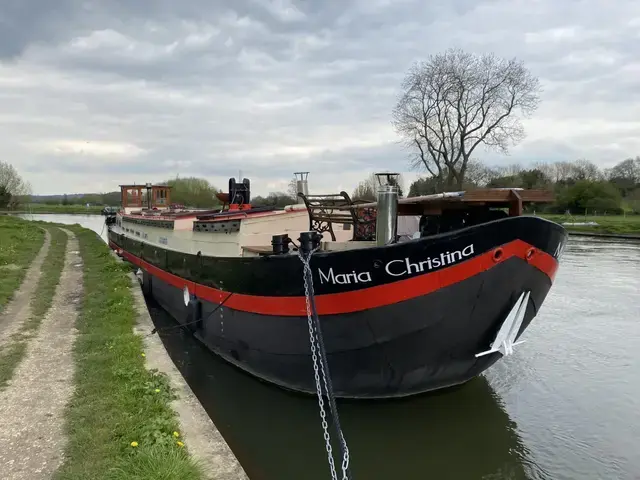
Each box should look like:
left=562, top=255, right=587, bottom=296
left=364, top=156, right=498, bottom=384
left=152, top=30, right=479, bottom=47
left=298, top=187, right=555, bottom=242
left=120, top=184, right=172, bottom=210
left=349, top=188, right=554, bottom=216
left=297, top=191, right=377, bottom=241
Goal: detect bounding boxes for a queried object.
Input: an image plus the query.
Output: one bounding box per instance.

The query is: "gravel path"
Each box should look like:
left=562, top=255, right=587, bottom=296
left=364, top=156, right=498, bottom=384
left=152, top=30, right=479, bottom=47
left=0, top=229, right=51, bottom=347
left=0, top=228, right=82, bottom=479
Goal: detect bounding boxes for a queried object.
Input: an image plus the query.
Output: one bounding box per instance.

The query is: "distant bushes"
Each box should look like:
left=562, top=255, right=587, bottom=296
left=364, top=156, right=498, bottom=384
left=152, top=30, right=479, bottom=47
left=408, top=157, right=640, bottom=215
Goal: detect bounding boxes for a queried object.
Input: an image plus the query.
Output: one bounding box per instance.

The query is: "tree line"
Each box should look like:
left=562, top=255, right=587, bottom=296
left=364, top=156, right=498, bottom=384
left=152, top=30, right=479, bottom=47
left=0, top=165, right=298, bottom=210
left=17, top=177, right=223, bottom=210
left=3, top=157, right=639, bottom=216
left=32, top=191, right=122, bottom=207
left=405, top=157, right=640, bottom=214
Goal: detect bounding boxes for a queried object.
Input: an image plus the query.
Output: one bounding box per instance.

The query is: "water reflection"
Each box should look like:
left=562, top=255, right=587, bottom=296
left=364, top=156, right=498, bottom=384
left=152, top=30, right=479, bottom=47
left=563, top=236, right=640, bottom=260
left=147, top=298, right=535, bottom=480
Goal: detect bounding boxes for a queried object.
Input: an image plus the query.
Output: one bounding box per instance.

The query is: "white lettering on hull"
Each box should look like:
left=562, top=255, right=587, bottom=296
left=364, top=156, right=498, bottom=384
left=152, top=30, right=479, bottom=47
left=318, top=268, right=373, bottom=285
left=317, top=244, right=475, bottom=285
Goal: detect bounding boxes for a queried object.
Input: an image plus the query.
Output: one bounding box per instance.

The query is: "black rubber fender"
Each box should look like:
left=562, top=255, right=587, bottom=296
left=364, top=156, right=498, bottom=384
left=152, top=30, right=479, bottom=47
left=186, top=297, right=203, bottom=332
left=141, top=270, right=153, bottom=296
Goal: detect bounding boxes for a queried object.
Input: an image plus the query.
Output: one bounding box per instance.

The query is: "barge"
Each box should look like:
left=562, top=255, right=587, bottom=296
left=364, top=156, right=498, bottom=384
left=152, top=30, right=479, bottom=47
left=106, top=174, right=567, bottom=399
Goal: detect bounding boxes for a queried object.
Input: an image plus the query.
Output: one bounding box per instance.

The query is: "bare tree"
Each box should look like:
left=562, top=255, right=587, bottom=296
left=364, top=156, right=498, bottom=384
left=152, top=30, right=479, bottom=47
left=606, top=157, right=640, bottom=183
left=0, top=161, right=31, bottom=208
left=569, top=159, right=602, bottom=181
left=352, top=173, right=377, bottom=201
left=287, top=176, right=298, bottom=200
left=392, top=48, right=541, bottom=189
left=534, top=162, right=560, bottom=183
left=500, top=163, right=524, bottom=177
left=547, top=161, right=575, bottom=183
left=352, top=173, right=406, bottom=201
left=464, top=159, right=498, bottom=188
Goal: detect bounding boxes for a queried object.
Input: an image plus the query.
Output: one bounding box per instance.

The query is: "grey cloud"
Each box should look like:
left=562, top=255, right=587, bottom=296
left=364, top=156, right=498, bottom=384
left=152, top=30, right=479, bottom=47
left=1, top=0, right=639, bottom=195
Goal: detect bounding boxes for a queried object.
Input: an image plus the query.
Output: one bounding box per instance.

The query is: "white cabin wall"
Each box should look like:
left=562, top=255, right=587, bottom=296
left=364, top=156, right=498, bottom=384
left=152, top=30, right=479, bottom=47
left=239, top=210, right=353, bottom=246
left=119, top=221, right=191, bottom=250
left=174, top=217, right=196, bottom=230
left=116, top=207, right=359, bottom=259
left=238, top=211, right=308, bottom=246
left=117, top=219, right=243, bottom=257
left=189, top=233, right=242, bottom=256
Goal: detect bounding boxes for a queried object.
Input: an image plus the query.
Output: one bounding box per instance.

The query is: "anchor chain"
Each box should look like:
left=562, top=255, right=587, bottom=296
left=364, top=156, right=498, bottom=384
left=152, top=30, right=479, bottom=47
left=298, top=247, right=351, bottom=480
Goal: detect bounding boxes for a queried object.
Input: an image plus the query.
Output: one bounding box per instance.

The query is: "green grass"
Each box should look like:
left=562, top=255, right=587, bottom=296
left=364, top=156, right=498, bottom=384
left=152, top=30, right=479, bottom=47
left=0, top=342, right=27, bottom=388
left=539, top=214, right=640, bottom=235
left=25, top=227, right=69, bottom=327
left=0, top=216, right=45, bottom=313
left=0, top=226, right=68, bottom=389
left=54, top=226, right=203, bottom=480
left=0, top=203, right=105, bottom=215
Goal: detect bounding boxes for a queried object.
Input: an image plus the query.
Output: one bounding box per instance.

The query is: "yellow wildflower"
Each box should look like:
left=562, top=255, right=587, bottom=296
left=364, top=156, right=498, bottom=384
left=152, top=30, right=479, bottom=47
left=130, top=441, right=138, bottom=447
left=173, top=431, right=180, bottom=438
left=176, top=441, right=184, bottom=448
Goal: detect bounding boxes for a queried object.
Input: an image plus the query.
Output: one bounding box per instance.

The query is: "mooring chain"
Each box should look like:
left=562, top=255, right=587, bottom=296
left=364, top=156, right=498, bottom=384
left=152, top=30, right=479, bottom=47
left=299, top=248, right=337, bottom=480
left=298, top=249, right=351, bottom=480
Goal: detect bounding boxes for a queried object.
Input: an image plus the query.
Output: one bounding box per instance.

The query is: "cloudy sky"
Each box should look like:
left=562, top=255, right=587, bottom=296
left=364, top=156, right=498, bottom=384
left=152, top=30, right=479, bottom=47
left=1, top=0, right=639, bottom=196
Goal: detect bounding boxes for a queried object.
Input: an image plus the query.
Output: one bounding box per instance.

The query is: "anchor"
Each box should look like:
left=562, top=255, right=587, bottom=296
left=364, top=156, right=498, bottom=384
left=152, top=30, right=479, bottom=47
left=476, top=291, right=531, bottom=358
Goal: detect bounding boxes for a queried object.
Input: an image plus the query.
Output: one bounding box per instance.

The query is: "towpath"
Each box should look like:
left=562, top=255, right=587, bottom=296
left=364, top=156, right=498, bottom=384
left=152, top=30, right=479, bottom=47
left=0, top=228, right=81, bottom=479
left=0, top=228, right=51, bottom=346
left=131, top=271, right=249, bottom=480
left=0, top=223, right=246, bottom=479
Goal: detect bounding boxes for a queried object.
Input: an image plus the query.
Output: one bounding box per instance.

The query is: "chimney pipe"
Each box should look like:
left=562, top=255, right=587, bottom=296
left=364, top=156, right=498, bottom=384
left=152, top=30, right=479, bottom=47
left=374, top=172, right=400, bottom=246
left=294, top=172, right=309, bottom=204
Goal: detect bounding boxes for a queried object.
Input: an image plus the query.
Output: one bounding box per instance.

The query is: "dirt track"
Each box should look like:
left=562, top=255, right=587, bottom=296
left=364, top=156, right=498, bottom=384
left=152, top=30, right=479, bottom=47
left=0, top=228, right=81, bottom=479
left=0, top=229, right=51, bottom=348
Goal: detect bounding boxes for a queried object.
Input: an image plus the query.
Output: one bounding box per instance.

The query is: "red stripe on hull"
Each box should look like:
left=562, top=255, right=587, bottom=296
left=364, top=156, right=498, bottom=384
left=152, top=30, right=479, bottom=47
left=110, top=239, right=558, bottom=316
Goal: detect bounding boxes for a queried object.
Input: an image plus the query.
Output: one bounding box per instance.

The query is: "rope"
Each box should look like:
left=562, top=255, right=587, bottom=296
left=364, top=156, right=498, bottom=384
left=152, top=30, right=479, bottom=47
left=147, top=290, right=234, bottom=337
left=298, top=248, right=352, bottom=480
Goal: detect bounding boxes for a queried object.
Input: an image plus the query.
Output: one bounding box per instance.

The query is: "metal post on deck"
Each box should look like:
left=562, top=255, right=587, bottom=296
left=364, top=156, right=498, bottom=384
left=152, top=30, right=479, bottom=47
left=145, top=183, right=152, bottom=210
left=374, top=172, right=400, bottom=246
left=294, top=172, right=309, bottom=204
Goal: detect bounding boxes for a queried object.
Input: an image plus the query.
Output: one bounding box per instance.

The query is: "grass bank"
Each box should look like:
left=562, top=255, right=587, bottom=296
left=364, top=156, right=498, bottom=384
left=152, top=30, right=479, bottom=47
left=539, top=214, right=640, bottom=236
left=1, top=203, right=105, bottom=215
left=0, top=226, right=68, bottom=388
left=0, top=216, right=45, bottom=312
left=55, top=226, right=203, bottom=480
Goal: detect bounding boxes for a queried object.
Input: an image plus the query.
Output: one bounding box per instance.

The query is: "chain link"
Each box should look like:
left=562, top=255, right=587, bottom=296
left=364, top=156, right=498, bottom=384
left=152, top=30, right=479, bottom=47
left=298, top=249, right=350, bottom=480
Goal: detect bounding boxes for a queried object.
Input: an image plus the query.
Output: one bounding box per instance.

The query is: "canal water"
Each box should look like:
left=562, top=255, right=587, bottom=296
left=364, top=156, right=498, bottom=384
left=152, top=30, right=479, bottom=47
left=17, top=213, right=109, bottom=243
left=21, top=214, right=640, bottom=480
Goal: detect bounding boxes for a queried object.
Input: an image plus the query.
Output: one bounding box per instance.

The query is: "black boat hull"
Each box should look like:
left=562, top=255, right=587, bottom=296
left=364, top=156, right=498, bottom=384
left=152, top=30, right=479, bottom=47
left=109, top=215, right=567, bottom=399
